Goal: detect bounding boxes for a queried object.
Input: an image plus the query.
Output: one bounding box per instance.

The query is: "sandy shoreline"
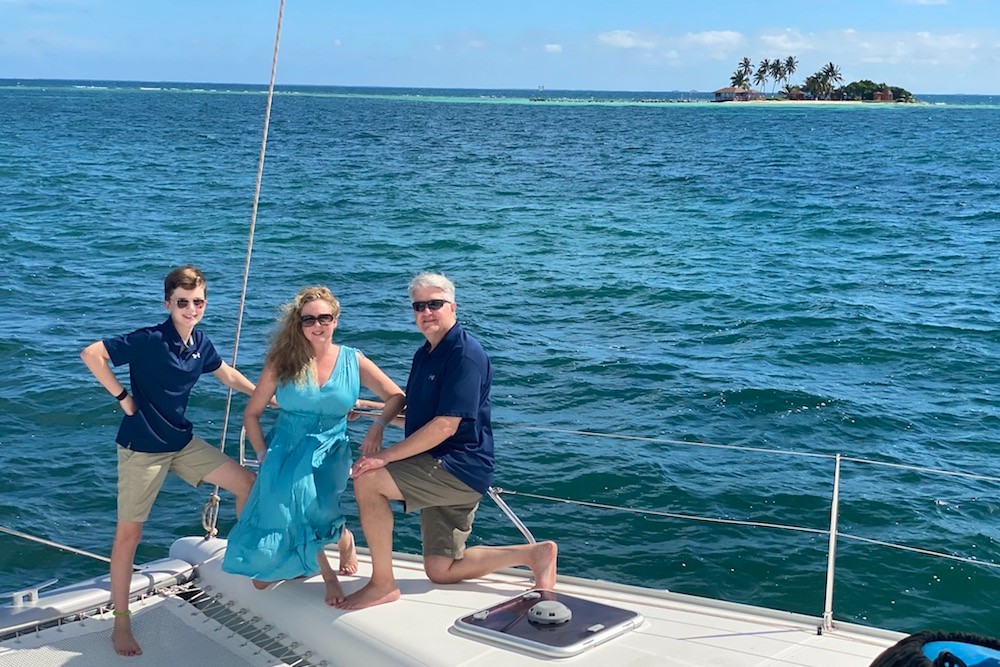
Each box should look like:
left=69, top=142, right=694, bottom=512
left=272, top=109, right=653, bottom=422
left=720, top=98, right=906, bottom=106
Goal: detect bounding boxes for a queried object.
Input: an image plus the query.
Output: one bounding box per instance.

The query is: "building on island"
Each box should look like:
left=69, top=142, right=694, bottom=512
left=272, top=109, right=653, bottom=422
left=873, top=90, right=894, bottom=102
left=713, top=87, right=763, bottom=102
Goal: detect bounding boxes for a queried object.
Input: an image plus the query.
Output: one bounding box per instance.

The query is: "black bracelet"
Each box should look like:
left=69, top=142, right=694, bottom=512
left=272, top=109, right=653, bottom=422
left=114, top=388, right=128, bottom=401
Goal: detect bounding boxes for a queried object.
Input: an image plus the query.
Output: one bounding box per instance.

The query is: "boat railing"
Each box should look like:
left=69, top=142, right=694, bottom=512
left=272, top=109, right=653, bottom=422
left=486, top=426, right=1000, bottom=632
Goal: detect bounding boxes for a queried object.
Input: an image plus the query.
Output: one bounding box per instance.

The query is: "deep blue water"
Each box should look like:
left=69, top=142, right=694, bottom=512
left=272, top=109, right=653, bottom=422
left=1, top=80, right=998, bottom=635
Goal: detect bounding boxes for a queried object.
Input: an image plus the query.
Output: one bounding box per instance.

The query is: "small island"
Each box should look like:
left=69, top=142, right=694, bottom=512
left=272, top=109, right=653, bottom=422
left=714, top=56, right=917, bottom=103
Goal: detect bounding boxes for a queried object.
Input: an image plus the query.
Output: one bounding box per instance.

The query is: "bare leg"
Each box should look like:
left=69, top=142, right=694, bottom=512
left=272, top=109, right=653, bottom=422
left=318, top=550, right=344, bottom=605
left=337, top=469, right=403, bottom=610
left=424, top=541, right=558, bottom=589
left=338, top=527, right=358, bottom=575
left=110, top=521, right=143, bottom=657
left=203, top=460, right=255, bottom=517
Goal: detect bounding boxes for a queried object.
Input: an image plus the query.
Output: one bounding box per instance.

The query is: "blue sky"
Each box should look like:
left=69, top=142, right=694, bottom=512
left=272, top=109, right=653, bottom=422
left=2, top=0, right=998, bottom=94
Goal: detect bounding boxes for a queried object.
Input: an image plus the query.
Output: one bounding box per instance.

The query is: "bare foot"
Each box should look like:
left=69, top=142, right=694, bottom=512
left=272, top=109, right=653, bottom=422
left=336, top=581, right=401, bottom=610
left=531, top=541, right=558, bottom=590
left=252, top=578, right=276, bottom=590
left=339, top=528, right=358, bottom=575
left=324, top=575, right=345, bottom=606
left=112, top=619, right=142, bottom=657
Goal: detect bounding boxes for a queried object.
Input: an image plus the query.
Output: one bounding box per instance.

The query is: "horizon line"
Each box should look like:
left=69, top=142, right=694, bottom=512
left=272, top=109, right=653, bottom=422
left=0, top=77, right=996, bottom=98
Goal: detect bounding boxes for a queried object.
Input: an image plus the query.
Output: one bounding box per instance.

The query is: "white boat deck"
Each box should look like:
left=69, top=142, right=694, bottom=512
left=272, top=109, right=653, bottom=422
left=0, top=536, right=904, bottom=666
left=181, top=537, right=902, bottom=666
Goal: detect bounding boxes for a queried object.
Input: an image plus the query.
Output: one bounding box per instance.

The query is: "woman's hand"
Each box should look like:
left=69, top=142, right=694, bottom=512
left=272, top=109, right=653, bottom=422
left=359, top=427, right=384, bottom=457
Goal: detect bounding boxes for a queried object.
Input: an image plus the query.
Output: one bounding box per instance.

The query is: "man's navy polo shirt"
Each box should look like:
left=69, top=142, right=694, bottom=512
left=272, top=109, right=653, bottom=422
left=104, top=318, right=223, bottom=453
left=405, top=322, right=494, bottom=495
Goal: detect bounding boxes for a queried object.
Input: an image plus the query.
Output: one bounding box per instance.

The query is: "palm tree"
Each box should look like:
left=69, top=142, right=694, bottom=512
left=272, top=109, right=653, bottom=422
left=784, top=55, right=798, bottom=85
left=754, top=59, right=770, bottom=93
left=739, top=57, right=753, bottom=82
left=803, top=73, right=823, bottom=100
left=820, top=62, right=842, bottom=99
left=730, top=70, right=749, bottom=88
left=768, top=60, right=785, bottom=95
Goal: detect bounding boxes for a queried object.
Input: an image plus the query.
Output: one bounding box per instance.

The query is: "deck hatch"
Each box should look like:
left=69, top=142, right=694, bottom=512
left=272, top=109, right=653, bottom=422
left=453, top=590, right=643, bottom=658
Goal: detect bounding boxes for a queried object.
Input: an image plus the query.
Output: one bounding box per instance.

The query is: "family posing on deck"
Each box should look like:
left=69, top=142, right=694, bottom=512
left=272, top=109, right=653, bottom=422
left=80, top=265, right=558, bottom=657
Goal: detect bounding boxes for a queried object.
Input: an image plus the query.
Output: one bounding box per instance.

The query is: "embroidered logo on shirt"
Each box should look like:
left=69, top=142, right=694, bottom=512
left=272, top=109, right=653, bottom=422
left=428, top=374, right=436, bottom=381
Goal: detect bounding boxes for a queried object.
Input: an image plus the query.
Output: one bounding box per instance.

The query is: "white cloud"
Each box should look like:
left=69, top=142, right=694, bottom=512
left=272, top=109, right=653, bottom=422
left=682, top=30, right=743, bottom=49
left=544, top=43, right=562, bottom=54
left=598, top=30, right=656, bottom=50
left=760, top=29, right=814, bottom=53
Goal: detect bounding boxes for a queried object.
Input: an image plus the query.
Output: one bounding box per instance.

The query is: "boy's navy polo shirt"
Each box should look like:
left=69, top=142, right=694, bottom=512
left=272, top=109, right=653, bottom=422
left=405, top=322, right=494, bottom=495
left=104, top=318, right=223, bottom=453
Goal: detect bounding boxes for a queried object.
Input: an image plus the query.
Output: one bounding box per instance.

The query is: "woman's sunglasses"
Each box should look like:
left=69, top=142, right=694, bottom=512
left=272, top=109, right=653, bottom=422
left=300, top=313, right=335, bottom=326
left=411, top=299, right=450, bottom=312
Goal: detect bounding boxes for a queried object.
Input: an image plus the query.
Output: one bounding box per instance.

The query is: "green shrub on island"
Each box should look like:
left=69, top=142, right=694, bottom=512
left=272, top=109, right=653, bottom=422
left=839, top=80, right=915, bottom=102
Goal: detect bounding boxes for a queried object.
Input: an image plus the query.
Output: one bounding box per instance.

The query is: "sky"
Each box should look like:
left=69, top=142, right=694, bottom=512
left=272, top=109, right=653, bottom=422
left=1, top=0, right=998, bottom=94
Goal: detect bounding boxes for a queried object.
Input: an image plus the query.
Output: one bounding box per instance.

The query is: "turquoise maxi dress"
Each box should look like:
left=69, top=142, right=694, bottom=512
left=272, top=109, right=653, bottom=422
left=222, top=346, right=360, bottom=581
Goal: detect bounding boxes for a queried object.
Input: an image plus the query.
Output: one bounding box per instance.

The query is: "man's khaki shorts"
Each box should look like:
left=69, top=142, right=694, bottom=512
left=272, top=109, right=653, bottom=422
left=117, top=435, right=229, bottom=523
left=385, top=453, right=483, bottom=559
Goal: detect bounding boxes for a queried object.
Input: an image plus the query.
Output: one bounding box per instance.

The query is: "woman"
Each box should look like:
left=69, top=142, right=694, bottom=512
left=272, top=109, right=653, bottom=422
left=222, top=286, right=405, bottom=605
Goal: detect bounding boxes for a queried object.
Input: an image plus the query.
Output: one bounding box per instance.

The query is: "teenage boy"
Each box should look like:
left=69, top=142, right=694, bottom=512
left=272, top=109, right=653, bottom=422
left=81, top=265, right=257, bottom=657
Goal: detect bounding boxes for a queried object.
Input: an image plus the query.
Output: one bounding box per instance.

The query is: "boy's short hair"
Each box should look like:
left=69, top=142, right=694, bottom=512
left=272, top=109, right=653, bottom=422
left=164, top=265, right=207, bottom=301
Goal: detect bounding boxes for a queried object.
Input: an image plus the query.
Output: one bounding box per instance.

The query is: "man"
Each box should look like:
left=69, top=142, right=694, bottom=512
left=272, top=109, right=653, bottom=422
left=80, top=265, right=258, bottom=657
left=339, top=272, right=557, bottom=610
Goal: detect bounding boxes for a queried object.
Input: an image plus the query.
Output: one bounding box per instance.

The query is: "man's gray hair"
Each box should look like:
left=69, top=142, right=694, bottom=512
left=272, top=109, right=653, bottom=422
left=408, top=272, right=456, bottom=301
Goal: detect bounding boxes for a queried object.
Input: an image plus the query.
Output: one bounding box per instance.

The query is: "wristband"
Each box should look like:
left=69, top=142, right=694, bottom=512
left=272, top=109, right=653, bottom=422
left=373, top=418, right=389, bottom=428
left=114, top=388, right=128, bottom=401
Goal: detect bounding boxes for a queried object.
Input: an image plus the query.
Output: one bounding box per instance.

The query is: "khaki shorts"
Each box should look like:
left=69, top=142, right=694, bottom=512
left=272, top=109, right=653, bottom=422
left=117, top=435, right=229, bottom=523
left=386, top=454, right=482, bottom=559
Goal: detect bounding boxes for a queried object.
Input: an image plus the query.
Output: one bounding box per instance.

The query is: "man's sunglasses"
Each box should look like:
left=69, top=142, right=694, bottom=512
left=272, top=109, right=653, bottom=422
left=412, top=299, right=450, bottom=312
left=174, top=298, right=206, bottom=309
left=300, top=313, right=335, bottom=326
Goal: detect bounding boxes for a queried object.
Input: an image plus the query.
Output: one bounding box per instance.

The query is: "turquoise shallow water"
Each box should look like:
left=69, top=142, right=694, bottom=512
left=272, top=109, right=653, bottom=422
left=1, top=80, right=998, bottom=635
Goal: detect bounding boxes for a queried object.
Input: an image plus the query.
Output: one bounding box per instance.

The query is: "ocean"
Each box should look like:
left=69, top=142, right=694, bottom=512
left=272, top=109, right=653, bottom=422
left=1, top=79, right=998, bottom=636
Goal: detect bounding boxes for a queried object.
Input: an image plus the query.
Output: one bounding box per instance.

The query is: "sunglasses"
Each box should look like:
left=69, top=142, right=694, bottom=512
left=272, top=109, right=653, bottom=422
left=300, top=313, right=335, bottom=326
left=412, top=299, right=450, bottom=312
left=174, top=298, right=206, bottom=309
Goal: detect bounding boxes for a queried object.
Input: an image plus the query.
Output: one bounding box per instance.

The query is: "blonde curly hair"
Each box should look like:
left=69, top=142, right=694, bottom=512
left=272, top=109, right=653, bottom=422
left=266, top=286, right=340, bottom=386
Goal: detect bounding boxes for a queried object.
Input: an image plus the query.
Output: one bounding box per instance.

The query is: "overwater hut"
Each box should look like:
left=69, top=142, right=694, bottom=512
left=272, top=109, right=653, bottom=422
left=713, top=86, right=763, bottom=102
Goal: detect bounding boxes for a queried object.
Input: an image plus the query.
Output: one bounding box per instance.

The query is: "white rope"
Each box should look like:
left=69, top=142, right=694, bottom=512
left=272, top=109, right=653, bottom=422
left=203, top=0, right=286, bottom=538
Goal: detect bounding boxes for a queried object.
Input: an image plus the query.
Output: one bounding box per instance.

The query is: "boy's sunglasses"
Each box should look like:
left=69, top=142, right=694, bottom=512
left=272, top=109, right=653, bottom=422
left=412, top=299, right=450, bottom=312
left=300, top=313, right=335, bottom=326
left=174, top=298, right=206, bottom=309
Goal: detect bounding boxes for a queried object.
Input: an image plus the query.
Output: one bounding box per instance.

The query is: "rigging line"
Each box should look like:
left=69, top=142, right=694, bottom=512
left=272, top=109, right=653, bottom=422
left=0, top=524, right=124, bottom=568
left=492, top=489, right=827, bottom=536
left=838, top=456, right=1000, bottom=484
left=520, top=426, right=834, bottom=460
left=520, top=426, right=1000, bottom=484
left=205, top=0, right=285, bottom=538
left=493, top=490, right=1000, bottom=572
left=836, top=533, right=1000, bottom=569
